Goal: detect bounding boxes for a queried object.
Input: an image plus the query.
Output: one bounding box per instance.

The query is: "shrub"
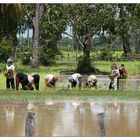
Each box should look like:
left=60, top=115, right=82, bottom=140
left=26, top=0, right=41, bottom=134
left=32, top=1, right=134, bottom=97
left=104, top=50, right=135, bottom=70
left=40, top=41, right=61, bottom=66
left=0, top=39, right=12, bottom=62
left=18, top=46, right=33, bottom=65
left=21, top=52, right=32, bottom=65
left=76, top=55, right=96, bottom=73
left=99, top=47, right=114, bottom=60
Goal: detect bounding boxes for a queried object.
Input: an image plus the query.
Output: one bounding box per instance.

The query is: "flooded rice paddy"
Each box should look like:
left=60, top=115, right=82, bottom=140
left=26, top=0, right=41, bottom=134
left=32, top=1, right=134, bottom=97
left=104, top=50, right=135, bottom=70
left=57, top=75, right=140, bottom=90
left=0, top=75, right=139, bottom=136
left=1, top=100, right=140, bottom=136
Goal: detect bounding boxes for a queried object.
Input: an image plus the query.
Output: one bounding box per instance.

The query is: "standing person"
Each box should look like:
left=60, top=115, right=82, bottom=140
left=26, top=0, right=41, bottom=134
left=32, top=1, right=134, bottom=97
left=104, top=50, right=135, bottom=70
left=16, top=72, right=40, bottom=90
left=68, top=73, right=82, bottom=89
left=109, top=63, right=120, bottom=90
left=4, top=57, right=15, bottom=89
left=119, top=64, right=127, bottom=79
left=45, top=74, right=58, bottom=88
left=86, top=75, right=98, bottom=89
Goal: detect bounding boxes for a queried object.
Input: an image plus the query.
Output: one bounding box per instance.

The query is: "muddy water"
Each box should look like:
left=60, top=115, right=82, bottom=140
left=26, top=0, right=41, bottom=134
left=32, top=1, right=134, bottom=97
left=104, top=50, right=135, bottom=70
left=1, top=100, right=140, bottom=136
left=57, top=75, right=140, bottom=90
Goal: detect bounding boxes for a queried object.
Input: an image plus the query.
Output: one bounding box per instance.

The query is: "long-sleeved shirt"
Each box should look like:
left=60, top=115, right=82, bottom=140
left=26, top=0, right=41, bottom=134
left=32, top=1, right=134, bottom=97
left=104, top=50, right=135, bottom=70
left=68, top=73, right=82, bottom=85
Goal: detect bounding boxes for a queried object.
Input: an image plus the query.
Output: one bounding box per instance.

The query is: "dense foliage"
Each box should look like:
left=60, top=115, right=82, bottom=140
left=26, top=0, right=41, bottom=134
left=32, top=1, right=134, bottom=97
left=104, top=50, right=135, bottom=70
left=0, top=4, right=140, bottom=70
left=0, top=39, right=12, bottom=62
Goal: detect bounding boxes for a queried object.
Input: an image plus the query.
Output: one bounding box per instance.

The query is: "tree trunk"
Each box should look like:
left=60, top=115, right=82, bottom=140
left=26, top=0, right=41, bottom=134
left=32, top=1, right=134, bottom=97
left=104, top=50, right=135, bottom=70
left=136, top=28, right=140, bottom=54
left=83, top=36, right=91, bottom=66
left=27, top=26, right=30, bottom=46
left=31, top=4, right=44, bottom=69
left=119, top=4, right=132, bottom=57
left=77, top=36, right=94, bottom=73
left=122, top=34, right=132, bottom=57
left=136, top=40, right=140, bottom=54
left=11, top=33, right=18, bottom=58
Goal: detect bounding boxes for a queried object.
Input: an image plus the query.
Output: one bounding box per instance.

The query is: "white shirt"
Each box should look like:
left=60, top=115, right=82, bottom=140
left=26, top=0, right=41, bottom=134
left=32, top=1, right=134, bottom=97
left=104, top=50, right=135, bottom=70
left=69, top=73, right=82, bottom=85
left=6, top=65, right=15, bottom=71
left=28, top=75, right=34, bottom=84
left=45, top=74, right=54, bottom=83
left=5, top=64, right=15, bottom=78
left=71, top=73, right=81, bottom=80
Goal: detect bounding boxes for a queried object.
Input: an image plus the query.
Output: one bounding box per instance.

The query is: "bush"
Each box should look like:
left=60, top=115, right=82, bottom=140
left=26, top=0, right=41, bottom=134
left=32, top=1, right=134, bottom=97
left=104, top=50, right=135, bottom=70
left=21, top=52, right=32, bottom=65
left=18, top=46, right=33, bottom=65
left=40, top=41, right=61, bottom=66
left=99, top=47, right=114, bottom=61
left=0, top=39, right=12, bottom=62
left=77, top=55, right=96, bottom=73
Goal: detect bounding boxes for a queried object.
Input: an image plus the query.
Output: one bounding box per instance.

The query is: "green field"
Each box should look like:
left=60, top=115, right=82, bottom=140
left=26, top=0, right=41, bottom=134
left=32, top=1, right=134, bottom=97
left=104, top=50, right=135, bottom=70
left=0, top=90, right=140, bottom=101
left=0, top=57, right=139, bottom=90
left=0, top=50, right=139, bottom=95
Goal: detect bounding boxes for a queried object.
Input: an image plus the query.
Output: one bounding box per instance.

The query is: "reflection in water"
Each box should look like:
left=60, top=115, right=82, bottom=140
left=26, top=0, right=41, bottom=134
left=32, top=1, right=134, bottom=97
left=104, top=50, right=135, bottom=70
left=125, top=103, right=138, bottom=129
left=1, top=100, right=140, bottom=136
left=71, top=101, right=80, bottom=110
left=4, top=105, right=15, bottom=128
left=52, top=102, right=75, bottom=136
left=90, top=102, right=105, bottom=114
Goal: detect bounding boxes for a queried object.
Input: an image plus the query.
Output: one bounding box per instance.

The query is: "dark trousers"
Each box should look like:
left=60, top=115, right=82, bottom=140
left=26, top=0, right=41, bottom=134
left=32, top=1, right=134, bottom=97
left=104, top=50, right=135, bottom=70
left=71, top=81, right=77, bottom=88
left=71, top=78, right=82, bottom=89
left=6, top=78, right=15, bottom=89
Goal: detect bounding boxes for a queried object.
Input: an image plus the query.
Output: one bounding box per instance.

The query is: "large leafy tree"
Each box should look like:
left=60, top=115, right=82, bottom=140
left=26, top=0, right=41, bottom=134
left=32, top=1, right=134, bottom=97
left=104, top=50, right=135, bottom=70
left=39, top=4, right=69, bottom=65
left=108, top=4, right=140, bottom=57
left=66, top=4, right=113, bottom=73
left=116, top=4, right=132, bottom=57
left=127, top=4, right=140, bottom=54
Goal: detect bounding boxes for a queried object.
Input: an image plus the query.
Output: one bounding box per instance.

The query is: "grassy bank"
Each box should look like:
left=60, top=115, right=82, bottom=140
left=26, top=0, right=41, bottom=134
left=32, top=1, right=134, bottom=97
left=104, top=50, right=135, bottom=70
left=0, top=89, right=140, bottom=101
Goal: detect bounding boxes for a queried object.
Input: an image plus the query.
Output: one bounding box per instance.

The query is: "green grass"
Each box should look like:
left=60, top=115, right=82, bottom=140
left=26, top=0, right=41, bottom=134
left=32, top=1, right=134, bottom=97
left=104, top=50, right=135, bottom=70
left=0, top=89, right=140, bottom=101
left=0, top=59, right=139, bottom=90
left=0, top=50, right=139, bottom=101
left=94, top=61, right=140, bottom=74
left=57, top=51, right=140, bottom=74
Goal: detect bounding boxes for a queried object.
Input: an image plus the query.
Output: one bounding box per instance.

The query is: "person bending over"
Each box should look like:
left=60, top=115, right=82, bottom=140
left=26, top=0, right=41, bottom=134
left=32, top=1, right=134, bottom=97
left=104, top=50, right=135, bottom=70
left=68, top=73, right=82, bottom=89
left=45, top=74, right=58, bottom=88
left=86, top=75, right=98, bottom=89
left=16, top=72, right=40, bottom=90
